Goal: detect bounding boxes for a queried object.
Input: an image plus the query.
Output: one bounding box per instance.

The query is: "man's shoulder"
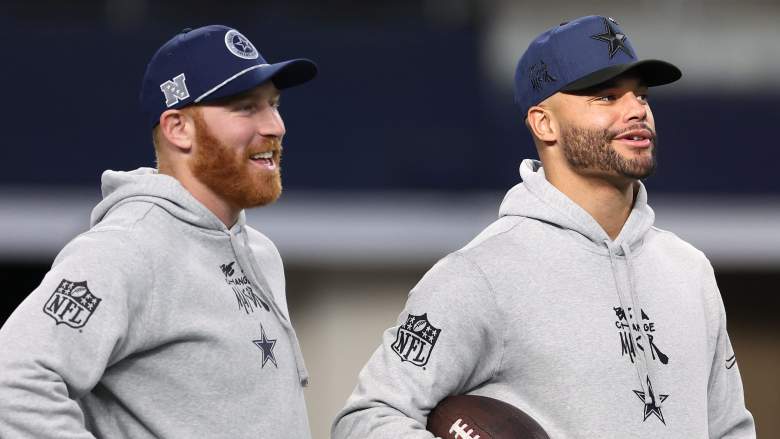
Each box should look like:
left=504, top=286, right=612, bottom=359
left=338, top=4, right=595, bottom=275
left=242, top=224, right=275, bottom=245
left=452, top=216, right=537, bottom=270
left=57, top=227, right=145, bottom=267
left=59, top=201, right=174, bottom=269
left=242, top=225, right=279, bottom=254
left=420, top=216, right=529, bottom=283
left=460, top=216, right=528, bottom=253
left=91, top=200, right=195, bottom=246
left=647, top=225, right=707, bottom=257
left=45, top=228, right=154, bottom=296
left=242, top=224, right=283, bottom=264
left=645, top=226, right=713, bottom=273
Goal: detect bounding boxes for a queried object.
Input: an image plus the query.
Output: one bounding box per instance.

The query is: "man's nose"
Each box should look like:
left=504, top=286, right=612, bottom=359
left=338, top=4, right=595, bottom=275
left=259, top=108, right=286, bottom=138
left=623, top=93, right=648, bottom=122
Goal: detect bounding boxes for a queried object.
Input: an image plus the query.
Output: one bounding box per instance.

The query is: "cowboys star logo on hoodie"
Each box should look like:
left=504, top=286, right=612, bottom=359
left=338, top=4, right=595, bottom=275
left=43, top=279, right=102, bottom=328
left=391, top=313, right=441, bottom=367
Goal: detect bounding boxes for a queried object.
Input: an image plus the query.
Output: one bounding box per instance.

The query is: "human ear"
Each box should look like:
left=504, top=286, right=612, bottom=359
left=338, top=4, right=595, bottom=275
left=526, top=106, right=558, bottom=144
left=158, top=109, right=195, bottom=152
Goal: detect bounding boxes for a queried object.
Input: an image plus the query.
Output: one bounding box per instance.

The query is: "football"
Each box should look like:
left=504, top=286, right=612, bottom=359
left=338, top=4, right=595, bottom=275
left=427, top=395, right=549, bottom=439
left=70, top=285, right=88, bottom=298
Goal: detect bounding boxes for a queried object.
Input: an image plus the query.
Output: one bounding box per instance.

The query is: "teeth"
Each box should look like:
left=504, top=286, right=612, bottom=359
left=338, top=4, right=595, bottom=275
left=250, top=152, right=273, bottom=160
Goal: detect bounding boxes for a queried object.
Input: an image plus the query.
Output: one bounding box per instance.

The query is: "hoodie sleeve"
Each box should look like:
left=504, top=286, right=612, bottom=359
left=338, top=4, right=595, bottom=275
left=702, top=263, right=756, bottom=438
left=0, top=231, right=153, bottom=438
left=332, top=253, right=504, bottom=439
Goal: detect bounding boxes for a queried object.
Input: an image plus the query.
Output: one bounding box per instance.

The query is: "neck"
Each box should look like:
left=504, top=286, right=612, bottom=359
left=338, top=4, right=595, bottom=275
left=159, top=166, right=240, bottom=228
left=544, top=162, right=637, bottom=241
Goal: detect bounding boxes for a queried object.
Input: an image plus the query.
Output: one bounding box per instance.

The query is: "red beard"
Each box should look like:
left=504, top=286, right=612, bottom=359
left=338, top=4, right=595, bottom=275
left=190, top=111, right=283, bottom=209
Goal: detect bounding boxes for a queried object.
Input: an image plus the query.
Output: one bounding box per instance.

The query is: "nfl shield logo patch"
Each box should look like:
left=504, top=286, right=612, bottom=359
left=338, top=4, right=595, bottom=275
left=43, top=279, right=102, bottom=329
left=391, top=313, right=441, bottom=367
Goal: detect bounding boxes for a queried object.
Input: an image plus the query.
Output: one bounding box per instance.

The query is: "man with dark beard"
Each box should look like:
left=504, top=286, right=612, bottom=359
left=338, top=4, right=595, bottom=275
left=332, top=15, right=755, bottom=439
left=0, top=25, right=318, bottom=438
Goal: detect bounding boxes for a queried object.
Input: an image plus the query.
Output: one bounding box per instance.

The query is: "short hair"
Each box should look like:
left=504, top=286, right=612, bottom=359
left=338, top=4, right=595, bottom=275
left=151, top=125, right=163, bottom=169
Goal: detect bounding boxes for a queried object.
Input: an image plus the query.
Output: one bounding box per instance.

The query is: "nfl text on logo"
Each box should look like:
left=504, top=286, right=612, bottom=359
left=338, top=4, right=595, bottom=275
left=391, top=313, right=441, bottom=367
left=43, top=279, right=102, bottom=329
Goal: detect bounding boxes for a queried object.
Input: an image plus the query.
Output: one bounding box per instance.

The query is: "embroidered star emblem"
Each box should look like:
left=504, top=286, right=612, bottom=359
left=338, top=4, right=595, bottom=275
left=253, top=324, right=278, bottom=368
left=591, top=17, right=634, bottom=59
left=234, top=36, right=253, bottom=53
left=633, top=376, right=669, bottom=424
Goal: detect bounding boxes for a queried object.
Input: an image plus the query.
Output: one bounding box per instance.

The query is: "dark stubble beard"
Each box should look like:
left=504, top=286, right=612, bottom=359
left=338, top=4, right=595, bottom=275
left=560, top=123, right=658, bottom=179
left=190, top=111, right=283, bottom=209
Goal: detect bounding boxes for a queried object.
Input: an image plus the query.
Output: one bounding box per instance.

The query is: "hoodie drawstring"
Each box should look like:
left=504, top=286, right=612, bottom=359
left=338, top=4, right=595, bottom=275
left=621, top=242, right=662, bottom=408
left=606, top=241, right=661, bottom=408
left=230, top=228, right=310, bottom=387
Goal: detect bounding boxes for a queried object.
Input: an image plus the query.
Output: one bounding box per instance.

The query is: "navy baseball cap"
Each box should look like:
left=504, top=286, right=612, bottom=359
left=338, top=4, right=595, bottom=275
left=141, top=24, right=318, bottom=128
left=514, top=15, right=681, bottom=117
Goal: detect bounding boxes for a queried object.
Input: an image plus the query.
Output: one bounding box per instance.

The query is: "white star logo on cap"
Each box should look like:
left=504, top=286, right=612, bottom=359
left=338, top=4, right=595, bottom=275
left=224, top=29, right=259, bottom=60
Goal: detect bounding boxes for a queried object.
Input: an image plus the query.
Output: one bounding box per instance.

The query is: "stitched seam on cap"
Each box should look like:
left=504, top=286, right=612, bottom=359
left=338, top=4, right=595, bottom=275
left=195, top=64, right=270, bottom=103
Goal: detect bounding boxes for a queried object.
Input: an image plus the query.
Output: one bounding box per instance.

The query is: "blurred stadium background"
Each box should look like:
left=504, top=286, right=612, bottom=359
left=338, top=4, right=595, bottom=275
left=1, top=0, right=778, bottom=436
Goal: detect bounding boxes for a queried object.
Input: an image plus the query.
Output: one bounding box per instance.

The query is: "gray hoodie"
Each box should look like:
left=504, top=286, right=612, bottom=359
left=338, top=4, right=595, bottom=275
left=332, top=159, right=755, bottom=438
left=0, top=168, right=311, bottom=438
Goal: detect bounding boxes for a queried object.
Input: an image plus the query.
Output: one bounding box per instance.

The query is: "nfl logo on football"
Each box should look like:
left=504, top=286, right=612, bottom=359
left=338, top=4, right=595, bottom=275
left=391, top=313, right=441, bottom=367
left=43, top=279, right=102, bottom=328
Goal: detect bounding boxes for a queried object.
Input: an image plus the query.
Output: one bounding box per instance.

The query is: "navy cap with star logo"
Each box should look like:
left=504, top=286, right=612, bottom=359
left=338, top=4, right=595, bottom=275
left=140, top=24, right=318, bottom=128
left=514, top=15, right=681, bottom=117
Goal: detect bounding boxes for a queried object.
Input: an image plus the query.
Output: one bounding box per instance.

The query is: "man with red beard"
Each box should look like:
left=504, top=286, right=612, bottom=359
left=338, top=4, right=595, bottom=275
left=333, top=15, right=755, bottom=438
left=0, top=25, right=318, bottom=438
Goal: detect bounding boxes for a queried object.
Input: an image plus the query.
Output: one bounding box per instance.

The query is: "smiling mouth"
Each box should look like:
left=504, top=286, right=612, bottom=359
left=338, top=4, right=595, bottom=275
left=249, top=151, right=277, bottom=169
left=616, top=137, right=651, bottom=147
left=613, top=129, right=654, bottom=148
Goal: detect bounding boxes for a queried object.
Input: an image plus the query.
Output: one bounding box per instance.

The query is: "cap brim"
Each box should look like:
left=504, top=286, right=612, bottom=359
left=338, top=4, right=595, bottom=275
left=562, top=59, right=681, bottom=91
left=196, top=58, right=318, bottom=104
left=268, top=58, right=318, bottom=89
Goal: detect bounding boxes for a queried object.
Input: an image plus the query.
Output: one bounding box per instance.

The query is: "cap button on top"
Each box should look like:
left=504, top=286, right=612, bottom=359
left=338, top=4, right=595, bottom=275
left=180, top=27, right=192, bottom=33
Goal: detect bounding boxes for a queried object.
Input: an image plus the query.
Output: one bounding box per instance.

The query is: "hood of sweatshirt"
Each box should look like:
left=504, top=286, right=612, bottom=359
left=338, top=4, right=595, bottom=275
left=498, top=159, right=655, bottom=253
left=90, top=167, right=242, bottom=231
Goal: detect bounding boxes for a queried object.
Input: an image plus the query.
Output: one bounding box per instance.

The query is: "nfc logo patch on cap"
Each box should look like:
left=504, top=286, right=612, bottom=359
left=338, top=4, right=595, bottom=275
left=160, top=73, right=190, bottom=107
left=225, top=29, right=259, bottom=60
